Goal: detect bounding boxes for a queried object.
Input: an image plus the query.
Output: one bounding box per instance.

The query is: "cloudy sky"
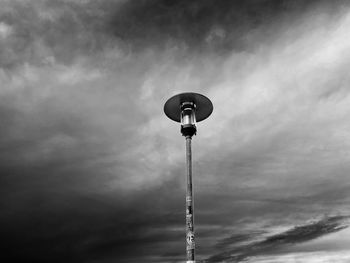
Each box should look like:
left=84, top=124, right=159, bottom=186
left=1, top=0, right=350, bottom=262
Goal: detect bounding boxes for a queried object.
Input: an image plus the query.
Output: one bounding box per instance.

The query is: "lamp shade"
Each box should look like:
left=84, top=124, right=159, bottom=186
left=164, top=92, right=213, bottom=123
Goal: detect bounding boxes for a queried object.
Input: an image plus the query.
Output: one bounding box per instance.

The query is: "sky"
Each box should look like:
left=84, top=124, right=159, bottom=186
left=1, top=0, right=350, bottom=262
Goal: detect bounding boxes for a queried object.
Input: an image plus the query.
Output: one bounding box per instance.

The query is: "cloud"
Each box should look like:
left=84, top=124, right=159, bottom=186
left=246, top=251, right=350, bottom=263
left=215, top=230, right=267, bottom=250
left=0, top=0, right=126, bottom=69
left=109, top=0, right=325, bottom=52
left=1, top=0, right=350, bottom=262
left=126, top=1, right=350, bottom=49
left=207, top=216, right=349, bottom=262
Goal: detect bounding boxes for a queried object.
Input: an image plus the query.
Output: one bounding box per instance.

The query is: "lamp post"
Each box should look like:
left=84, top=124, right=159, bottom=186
left=164, top=92, right=213, bottom=263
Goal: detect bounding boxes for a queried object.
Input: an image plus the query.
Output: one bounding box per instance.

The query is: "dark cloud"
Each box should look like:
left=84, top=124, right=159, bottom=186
left=207, top=215, right=349, bottom=262
left=1, top=0, right=348, bottom=69
left=0, top=0, right=123, bottom=69
left=215, top=230, right=266, bottom=250
left=0, top=174, right=186, bottom=262
left=110, top=0, right=348, bottom=52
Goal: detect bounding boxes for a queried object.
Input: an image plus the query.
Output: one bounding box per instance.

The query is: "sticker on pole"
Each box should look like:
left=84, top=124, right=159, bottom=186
left=187, top=232, right=195, bottom=248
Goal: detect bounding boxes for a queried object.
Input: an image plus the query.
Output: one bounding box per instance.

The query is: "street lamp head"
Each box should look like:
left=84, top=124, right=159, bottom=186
left=180, top=101, right=197, bottom=137
left=164, top=92, right=213, bottom=137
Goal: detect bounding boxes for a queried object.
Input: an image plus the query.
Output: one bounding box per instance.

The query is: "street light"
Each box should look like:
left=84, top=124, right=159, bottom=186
left=164, top=92, right=213, bottom=263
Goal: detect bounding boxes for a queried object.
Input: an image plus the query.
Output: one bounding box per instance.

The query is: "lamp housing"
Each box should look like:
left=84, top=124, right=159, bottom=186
left=180, top=102, right=196, bottom=137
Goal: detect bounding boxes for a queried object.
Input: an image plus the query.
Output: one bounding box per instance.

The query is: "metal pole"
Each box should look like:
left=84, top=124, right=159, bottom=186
left=185, top=136, right=195, bottom=262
